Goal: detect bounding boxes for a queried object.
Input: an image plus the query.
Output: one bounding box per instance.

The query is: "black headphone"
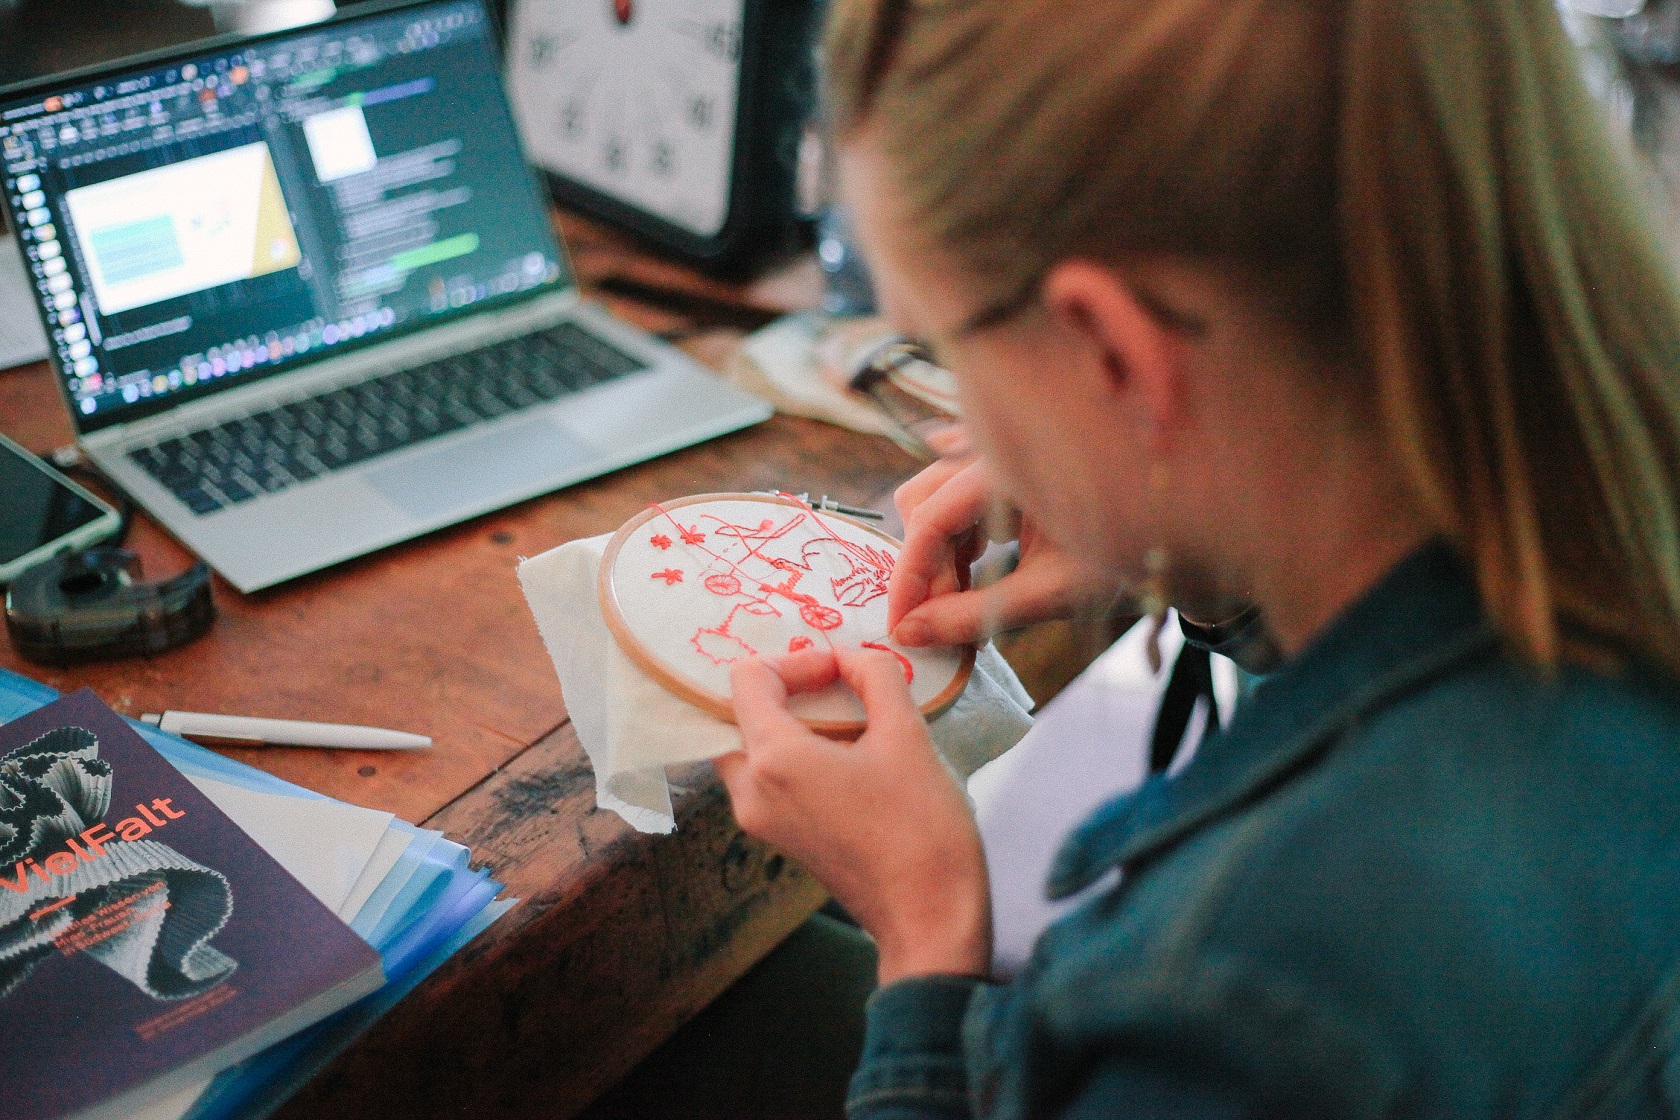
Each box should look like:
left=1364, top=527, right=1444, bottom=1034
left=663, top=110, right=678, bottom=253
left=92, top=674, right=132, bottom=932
left=5, top=547, right=214, bottom=665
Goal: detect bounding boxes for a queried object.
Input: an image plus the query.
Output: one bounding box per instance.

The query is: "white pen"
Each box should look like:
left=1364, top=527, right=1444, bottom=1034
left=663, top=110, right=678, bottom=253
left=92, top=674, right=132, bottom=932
left=140, top=710, right=432, bottom=751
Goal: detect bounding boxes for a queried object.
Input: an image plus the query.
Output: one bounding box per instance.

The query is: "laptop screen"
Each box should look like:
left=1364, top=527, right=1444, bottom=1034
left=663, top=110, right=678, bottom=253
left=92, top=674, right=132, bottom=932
left=0, top=0, right=568, bottom=434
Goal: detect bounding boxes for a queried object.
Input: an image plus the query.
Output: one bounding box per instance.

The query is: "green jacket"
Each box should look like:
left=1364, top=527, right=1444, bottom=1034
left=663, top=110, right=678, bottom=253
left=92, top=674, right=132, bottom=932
left=849, top=543, right=1680, bottom=1119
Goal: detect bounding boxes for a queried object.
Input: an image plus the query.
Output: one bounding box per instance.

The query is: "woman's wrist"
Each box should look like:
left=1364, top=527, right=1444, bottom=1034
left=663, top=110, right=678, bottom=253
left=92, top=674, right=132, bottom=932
left=877, top=947, right=990, bottom=986
left=873, top=901, right=992, bottom=985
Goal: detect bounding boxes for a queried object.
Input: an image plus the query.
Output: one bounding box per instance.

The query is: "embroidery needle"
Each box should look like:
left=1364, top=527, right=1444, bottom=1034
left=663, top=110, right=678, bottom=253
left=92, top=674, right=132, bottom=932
left=760, top=491, right=885, bottom=521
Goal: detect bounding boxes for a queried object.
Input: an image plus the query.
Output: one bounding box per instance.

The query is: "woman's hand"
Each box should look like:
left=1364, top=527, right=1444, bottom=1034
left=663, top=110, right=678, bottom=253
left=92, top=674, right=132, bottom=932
left=715, top=646, right=991, bottom=985
left=889, top=458, right=1124, bottom=647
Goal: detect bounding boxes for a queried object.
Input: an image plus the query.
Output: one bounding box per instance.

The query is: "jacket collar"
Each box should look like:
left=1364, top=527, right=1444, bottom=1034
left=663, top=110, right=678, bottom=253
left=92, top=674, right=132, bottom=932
left=1046, top=540, right=1500, bottom=900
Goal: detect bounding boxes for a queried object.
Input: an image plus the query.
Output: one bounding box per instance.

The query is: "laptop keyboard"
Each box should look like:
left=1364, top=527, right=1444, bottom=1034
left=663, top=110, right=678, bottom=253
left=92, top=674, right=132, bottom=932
left=126, top=322, right=647, bottom=516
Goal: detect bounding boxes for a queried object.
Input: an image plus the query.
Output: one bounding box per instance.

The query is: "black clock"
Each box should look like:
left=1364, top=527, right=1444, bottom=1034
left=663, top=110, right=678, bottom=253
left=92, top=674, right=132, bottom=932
left=503, top=0, right=818, bottom=274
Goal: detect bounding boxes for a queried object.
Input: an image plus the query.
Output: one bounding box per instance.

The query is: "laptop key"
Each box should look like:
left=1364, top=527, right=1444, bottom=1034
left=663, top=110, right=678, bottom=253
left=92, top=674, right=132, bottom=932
left=177, top=485, right=224, bottom=515
left=317, top=441, right=353, bottom=469
left=129, top=446, right=164, bottom=471
left=525, top=373, right=566, bottom=401
left=503, top=382, right=541, bottom=409
left=156, top=465, right=200, bottom=491
left=292, top=453, right=327, bottom=480
left=219, top=477, right=257, bottom=504
left=279, top=455, right=320, bottom=483
left=252, top=470, right=292, bottom=494
left=471, top=388, right=511, bottom=418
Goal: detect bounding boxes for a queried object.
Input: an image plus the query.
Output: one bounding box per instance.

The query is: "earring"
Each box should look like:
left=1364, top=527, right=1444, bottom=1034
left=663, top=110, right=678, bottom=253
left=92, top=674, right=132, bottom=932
left=1139, top=544, right=1170, bottom=675
left=1139, top=461, right=1172, bottom=674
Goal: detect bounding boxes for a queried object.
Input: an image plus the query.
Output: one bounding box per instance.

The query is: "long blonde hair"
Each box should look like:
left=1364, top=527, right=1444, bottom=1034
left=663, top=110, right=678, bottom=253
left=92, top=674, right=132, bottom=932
left=827, top=0, right=1680, bottom=677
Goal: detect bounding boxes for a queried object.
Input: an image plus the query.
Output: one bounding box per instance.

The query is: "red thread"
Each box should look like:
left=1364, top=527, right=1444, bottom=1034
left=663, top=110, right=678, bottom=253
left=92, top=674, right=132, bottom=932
left=800, top=603, right=843, bottom=631
left=640, top=496, right=901, bottom=667
left=694, top=615, right=756, bottom=664
left=704, top=573, right=743, bottom=596
left=652, top=568, right=684, bottom=585
left=862, top=641, right=915, bottom=684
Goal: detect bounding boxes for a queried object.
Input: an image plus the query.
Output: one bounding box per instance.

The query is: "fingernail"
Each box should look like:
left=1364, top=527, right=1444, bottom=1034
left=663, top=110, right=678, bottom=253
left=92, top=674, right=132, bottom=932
left=894, top=618, right=931, bottom=646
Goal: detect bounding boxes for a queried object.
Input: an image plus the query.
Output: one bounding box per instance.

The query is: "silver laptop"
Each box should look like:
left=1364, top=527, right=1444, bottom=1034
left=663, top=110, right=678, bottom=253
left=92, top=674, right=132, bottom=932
left=0, top=0, right=770, bottom=592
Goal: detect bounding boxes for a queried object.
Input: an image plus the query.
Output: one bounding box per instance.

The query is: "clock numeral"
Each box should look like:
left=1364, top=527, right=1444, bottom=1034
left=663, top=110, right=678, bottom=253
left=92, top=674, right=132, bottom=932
left=604, top=135, right=628, bottom=173
left=525, top=31, right=575, bottom=70
left=700, top=21, right=741, bottom=63
left=687, top=95, right=714, bottom=132
left=560, top=99, right=585, bottom=140
left=651, top=139, right=675, bottom=178
left=528, top=35, right=558, bottom=69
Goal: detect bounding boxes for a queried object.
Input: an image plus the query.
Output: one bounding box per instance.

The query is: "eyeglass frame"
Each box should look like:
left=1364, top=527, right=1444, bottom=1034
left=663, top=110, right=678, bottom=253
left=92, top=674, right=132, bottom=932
left=928, top=269, right=1209, bottom=364
left=848, top=268, right=1209, bottom=457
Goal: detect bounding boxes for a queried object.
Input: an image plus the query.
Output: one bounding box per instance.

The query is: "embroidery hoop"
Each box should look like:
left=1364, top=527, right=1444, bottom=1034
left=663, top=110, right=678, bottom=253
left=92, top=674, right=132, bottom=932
left=598, top=493, right=976, bottom=738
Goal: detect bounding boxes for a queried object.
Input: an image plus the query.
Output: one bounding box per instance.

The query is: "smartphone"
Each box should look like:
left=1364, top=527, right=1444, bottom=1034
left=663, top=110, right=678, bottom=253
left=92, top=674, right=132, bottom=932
left=0, top=432, right=121, bottom=584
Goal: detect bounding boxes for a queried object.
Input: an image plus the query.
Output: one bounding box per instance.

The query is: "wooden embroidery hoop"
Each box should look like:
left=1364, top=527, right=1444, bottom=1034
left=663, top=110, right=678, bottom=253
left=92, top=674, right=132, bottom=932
left=598, top=493, right=976, bottom=738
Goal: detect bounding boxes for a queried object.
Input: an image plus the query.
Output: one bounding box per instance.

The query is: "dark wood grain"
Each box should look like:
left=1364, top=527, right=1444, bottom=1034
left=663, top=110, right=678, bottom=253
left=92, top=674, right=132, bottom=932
left=276, top=727, right=826, bottom=1119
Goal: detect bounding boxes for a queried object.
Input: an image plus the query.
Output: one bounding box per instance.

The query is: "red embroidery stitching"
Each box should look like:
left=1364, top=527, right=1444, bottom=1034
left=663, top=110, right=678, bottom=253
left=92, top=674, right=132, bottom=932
left=800, top=602, right=843, bottom=631
left=862, top=641, right=915, bottom=684
left=639, top=496, right=905, bottom=672
left=704, top=573, right=743, bottom=596
left=694, top=612, right=756, bottom=664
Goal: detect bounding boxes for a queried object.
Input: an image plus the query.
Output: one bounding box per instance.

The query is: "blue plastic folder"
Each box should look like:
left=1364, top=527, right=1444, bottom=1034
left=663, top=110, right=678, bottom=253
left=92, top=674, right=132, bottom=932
left=0, top=668, right=514, bottom=1120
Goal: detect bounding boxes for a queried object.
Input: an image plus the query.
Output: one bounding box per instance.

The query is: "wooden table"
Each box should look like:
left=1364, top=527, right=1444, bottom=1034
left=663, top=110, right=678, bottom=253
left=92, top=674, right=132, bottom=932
left=0, top=212, right=928, bottom=1118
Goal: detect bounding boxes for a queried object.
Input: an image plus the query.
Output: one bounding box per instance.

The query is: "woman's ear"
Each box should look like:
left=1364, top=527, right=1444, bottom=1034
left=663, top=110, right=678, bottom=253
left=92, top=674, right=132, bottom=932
left=1040, top=260, right=1194, bottom=454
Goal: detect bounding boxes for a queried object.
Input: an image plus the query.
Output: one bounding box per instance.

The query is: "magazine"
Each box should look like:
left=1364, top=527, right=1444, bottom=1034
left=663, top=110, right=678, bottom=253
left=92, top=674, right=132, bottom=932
left=0, top=689, right=384, bottom=1120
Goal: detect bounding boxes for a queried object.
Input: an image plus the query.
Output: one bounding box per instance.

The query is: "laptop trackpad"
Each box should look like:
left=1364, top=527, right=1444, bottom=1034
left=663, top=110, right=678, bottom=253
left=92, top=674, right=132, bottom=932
left=366, top=418, right=596, bottom=521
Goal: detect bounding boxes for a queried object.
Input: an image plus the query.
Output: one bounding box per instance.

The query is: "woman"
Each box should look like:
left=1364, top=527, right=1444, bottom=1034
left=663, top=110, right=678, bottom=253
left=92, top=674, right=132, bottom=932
left=714, top=0, right=1680, bottom=1116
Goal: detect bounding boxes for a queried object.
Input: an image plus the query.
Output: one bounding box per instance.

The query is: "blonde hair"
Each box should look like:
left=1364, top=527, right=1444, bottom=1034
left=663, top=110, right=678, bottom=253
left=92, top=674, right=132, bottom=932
left=827, top=0, right=1680, bottom=677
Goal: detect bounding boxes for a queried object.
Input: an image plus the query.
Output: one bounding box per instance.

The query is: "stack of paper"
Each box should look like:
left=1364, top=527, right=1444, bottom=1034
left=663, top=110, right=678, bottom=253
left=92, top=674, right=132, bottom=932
left=0, top=668, right=514, bottom=1120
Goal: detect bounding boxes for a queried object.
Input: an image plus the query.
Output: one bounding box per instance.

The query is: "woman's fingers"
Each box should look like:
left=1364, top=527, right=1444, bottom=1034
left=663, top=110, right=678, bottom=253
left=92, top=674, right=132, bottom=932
left=894, top=552, right=1100, bottom=646
left=893, top=453, right=971, bottom=511
left=721, top=656, right=824, bottom=830
left=727, top=646, right=919, bottom=753
left=893, top=580, right=1043, bottom=646
left=893, top=456, right=969, bottom=521
left=728, top=657, right=809, bottom=746
left=835, top=645, right=922, bottom=727
left=767, top=648, right=843, bottom=694
left=890, top=460, right=994, bottom=630
left=894, top=587, right=1006, bottom=646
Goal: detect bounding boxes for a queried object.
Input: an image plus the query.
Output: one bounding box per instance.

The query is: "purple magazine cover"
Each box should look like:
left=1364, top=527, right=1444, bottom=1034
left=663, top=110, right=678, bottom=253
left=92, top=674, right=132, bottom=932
left=0, top=689, right=383, bottom=1120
